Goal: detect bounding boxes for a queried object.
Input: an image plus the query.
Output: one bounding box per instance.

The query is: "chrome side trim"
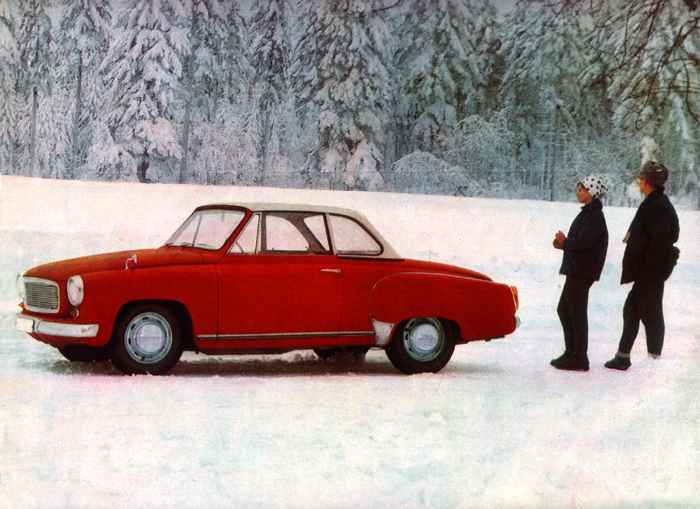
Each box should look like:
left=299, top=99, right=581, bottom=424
left=197, top=330, right=374, bottom=340
left=16, top=314, right=99, bottom=338
left=372, top=319, right=394, bottom=346
left=23, top=277, right=60, bottom=314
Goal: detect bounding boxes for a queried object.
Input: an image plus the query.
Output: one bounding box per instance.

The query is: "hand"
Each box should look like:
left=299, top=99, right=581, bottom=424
left=553, top=230, right=566, bottom=249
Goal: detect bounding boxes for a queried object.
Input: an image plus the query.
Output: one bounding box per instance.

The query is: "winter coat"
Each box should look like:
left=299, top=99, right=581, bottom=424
left=559, top=198, right=608, bottom=282
left=621, top=190, right=680, bottom=284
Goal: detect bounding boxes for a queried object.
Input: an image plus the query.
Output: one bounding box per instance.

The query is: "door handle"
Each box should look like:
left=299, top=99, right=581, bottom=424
left=320, top=268, right=342, bottom=274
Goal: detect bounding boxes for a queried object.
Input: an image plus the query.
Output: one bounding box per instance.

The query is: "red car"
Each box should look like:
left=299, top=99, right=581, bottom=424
left=16, top=203, right=519, bottom=375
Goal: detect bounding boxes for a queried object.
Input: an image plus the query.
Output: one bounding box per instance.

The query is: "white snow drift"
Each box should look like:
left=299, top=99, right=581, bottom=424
left=0, top=175, right=698, bottom=508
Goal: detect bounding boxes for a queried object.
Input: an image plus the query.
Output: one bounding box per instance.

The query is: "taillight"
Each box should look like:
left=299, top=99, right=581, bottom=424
left=510, top=286, right=519, bottom=311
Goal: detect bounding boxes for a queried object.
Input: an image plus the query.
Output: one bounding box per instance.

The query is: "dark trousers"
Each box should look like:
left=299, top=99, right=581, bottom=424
left=618, top=279, right=665, bottom=355
left=557, top=276, right=594, bottom=357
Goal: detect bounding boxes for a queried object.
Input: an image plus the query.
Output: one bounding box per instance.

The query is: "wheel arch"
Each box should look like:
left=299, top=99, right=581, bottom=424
left=370, top=272, right=515, bottom=342
left=112, top=299, right=195, bottom=351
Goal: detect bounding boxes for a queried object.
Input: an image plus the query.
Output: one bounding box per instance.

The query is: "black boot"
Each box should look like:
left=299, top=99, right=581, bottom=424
left=553, top=354, right=589, bottom=371
left=550, top=351, right=573, bottom=368
left=604, top=354, right=631, bottom=371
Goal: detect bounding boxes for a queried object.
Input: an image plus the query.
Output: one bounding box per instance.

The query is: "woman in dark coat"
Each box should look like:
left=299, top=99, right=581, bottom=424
left=605, top=161, right=680, bottom=370
left=551, top=175, right=609, bottom=371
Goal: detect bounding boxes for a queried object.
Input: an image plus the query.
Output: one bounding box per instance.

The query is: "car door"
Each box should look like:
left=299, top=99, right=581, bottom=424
left=327, top=213, right=400, bottom=332
left=217, top=211, right=342, bottom=340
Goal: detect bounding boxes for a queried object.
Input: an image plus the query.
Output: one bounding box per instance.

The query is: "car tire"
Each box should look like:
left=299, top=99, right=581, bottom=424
left=111, top=304, right=183, bottom=375
left=385, top=317, right=455, bottom=374
left=58, top=345, right=110, bottom=363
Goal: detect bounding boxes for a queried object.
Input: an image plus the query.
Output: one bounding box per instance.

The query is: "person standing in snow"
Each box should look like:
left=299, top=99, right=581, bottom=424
left=551, top=176, right=609, bottom=371
left=605, top=161, right=680, bottom=371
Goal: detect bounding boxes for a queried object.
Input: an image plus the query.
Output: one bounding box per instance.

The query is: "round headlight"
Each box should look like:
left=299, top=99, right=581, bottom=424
left=67, top=275, right=84, bottom=306
left=16, top=273, right=25, bottom=302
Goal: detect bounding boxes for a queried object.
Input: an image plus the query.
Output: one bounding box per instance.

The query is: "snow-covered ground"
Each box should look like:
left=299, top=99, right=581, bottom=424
left=1, top=175, right=698, bottom=508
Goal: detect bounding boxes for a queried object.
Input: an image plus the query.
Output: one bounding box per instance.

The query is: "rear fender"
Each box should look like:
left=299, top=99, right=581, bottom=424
left=369, top=272, right=517, bottom=343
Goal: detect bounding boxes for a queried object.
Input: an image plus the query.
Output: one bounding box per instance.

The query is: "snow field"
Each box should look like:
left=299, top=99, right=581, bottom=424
left=0, top=175, right=698, bottom=508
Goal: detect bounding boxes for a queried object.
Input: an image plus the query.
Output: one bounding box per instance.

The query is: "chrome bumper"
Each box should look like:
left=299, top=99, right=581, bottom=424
left=515, top=316, right=521, bottom=329
left=16, top=314, right=99, bottom=338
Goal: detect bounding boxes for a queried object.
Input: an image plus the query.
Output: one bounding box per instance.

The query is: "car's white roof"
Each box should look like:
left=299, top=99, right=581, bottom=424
left=198, top=202, right=402, bottom=259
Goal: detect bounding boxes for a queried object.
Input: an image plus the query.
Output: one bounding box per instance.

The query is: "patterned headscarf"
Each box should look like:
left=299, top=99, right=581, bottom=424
left=579, top=175, right=608, bottom=199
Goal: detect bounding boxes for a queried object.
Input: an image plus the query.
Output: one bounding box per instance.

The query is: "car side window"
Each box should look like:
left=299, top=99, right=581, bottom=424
left=229, top=214, right=259, bottom=254
left=304, top=215, right=330, bottom=251
left=265, top=214, right=310, bottom=252
left=329, top=214, right=382, bottom=255
left=262, top=212, right=332, bottom=254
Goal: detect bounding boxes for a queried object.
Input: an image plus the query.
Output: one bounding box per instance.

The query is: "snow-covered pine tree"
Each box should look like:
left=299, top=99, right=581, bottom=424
left=500, top=0, right=607, bottom=200
left=34, top=65, right=71, bottom=179
left=396, top=0, right=499, bottom=159
left=0, top=4, right=20, bottom=173
left=99, top=0, right=186, bottom=183
left=57, top=0, right=111, bottom=179
left=15, top=0, right=52, bottom=178
left=288, top=0, right=322, bottom=186
left=294, top=0, right=393, bottom=191
left=590, top=0, right=700, bottom=203
left=250, top=0, right=293, bottom=185
left=177, top=0, right=230, bottom=183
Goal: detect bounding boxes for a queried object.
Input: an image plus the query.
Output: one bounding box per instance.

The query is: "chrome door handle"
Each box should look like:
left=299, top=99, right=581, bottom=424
left=320, top=268, right=341, bottom=274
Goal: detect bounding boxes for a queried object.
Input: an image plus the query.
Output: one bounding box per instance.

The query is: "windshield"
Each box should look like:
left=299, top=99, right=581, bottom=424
left=166, top=209, right=246, bottom=250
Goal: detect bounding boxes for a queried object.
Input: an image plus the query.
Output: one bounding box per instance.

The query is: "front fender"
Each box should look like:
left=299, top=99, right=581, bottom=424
left=369, top=272, right=517, bottom=343
left=78, top=264, right=217, bottom=346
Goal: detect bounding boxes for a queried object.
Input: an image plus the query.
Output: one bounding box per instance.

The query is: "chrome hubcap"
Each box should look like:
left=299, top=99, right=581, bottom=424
left=124, top=312, right=172, bottom=364
left=403, top=318, right=444, bottom=362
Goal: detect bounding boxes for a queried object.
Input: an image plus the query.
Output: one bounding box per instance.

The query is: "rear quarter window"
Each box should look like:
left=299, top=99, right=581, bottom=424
left=329, top=214, right=382, bottom=256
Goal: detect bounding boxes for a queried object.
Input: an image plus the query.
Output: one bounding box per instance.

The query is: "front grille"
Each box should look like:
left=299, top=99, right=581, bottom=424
left=24, top=278, right=60, bottom=314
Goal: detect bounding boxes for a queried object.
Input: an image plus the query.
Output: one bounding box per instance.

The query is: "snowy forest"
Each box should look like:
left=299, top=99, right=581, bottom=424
left=0, top=0, right=698, bottom=208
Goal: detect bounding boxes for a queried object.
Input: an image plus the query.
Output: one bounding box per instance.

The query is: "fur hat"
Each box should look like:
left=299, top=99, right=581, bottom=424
left=579, top=175, right=608, bottom=199
left=639, top=160, right=669, bottom=189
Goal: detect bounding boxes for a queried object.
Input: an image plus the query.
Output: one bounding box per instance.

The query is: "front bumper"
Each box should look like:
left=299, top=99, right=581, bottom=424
left=16, top=313, right=99, bottom=338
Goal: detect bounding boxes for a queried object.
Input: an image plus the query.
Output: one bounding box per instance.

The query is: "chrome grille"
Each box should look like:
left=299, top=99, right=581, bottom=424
left=24, top=278, right=60, bottom=314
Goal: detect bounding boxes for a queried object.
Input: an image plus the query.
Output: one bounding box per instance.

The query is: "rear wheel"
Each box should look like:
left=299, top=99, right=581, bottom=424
left=385, top=317, right=455, bottom=374
left=111, top=304, right=183, bottom=375
left=58, top=345, right=110, bottom=363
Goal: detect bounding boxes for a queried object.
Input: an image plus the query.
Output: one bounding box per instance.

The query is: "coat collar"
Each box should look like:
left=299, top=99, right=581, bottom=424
left=581, top=198, right=602, bottom=212
left=643, top=189, right=664, bottom=204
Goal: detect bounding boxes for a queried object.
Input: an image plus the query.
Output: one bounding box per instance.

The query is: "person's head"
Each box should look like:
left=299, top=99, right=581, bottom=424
left=577, top=175, right=607, bottom=204
left=638, top=160, right=668, bottom=195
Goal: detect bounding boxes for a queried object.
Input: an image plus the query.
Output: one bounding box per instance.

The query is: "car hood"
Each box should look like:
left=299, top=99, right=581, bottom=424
left=23, top=247, right=206, bottom=281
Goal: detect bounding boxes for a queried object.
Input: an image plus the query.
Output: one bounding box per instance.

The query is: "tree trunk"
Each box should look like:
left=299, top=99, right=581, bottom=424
left=179, top=84, right=192, bottom=183
left=30, top=86, right=38, bottom=177
left=179, top=17, right=195, bottom=185
left=258, top=107, right=273, bottom=186
left=70, top=51, right=83, bottom=180
left=137, top=151, right=150, bottom=183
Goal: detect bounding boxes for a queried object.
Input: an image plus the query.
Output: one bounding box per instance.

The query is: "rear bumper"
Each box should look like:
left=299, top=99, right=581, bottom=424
left=16, top=313, right=99, bottom=338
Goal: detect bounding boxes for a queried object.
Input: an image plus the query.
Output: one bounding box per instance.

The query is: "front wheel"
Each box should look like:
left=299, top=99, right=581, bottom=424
left=111, top=304, right=183, bottom=375
left=385, top=317, right=455, bottom=374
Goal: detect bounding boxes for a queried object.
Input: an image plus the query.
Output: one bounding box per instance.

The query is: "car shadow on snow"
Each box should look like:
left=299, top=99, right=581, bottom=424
left=39, top=352, right=503, bottom=378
